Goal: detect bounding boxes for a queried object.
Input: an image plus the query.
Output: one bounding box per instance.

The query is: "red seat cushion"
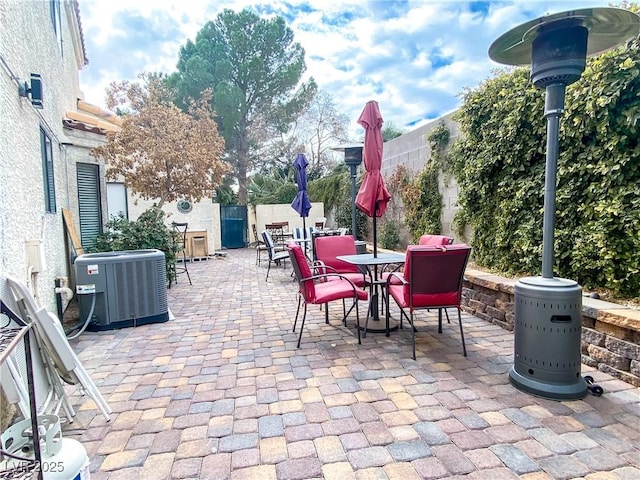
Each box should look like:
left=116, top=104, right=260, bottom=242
left=314, top=280, right=368, bottom=304
left=388, top=284, right=458, bottom=309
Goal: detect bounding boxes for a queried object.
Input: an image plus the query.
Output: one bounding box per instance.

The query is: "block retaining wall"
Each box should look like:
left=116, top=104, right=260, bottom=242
left=461, top=268, right=640, bottom=387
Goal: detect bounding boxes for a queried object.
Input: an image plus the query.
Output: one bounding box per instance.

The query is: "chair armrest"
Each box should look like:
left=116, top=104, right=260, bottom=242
left=300, top=272, right=362, bottom=294
left=386, top=272, right=408, bottom=286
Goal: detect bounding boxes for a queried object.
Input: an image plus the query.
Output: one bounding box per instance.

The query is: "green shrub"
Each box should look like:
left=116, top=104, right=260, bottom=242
left=380, top=220, right=400, bottom=250
left=92, top=206, right=177, bottom=284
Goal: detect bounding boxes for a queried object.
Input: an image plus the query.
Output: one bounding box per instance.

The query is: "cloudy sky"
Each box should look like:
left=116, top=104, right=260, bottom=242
left=78, top=0, right=610, bottom=137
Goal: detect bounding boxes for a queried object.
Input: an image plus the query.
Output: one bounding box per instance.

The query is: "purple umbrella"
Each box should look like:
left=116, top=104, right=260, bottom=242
left=291, top=153, right=312, bottom=237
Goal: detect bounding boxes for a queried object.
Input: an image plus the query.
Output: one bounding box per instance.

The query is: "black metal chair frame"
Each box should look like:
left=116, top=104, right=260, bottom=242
left=171, top=222, right=192, bottom=286
left=261, top=230, right=289, bottom=281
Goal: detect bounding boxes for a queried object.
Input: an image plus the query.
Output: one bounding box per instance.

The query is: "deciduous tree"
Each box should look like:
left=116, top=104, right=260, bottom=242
left=92, top=75, right=228, bottom=208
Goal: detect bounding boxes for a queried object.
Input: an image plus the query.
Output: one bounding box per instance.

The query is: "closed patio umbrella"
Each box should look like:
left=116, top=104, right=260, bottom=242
left=291, top=153, right=312, bottom=237
left=355, top=100, right=390, bottom=257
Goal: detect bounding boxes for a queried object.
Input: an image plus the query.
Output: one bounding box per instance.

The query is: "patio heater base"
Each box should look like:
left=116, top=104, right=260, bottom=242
left=510, top=276, right=587, bottom=400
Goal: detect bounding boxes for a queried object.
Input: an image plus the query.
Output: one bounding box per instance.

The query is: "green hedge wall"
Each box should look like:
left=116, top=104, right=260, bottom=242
left=450, top=35, right=640, bottom=298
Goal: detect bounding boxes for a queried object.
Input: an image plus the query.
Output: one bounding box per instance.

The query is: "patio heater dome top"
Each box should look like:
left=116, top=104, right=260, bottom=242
left=331, top=143, right=363, bottom=167
left=489, top=7, right=640, bottom=66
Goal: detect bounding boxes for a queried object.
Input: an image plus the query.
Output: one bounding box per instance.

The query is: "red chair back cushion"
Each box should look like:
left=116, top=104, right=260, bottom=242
left=315, top=236, right=359, bottom=274
left=418, top=235, right=453, bottom=246
left=287, top=243, right=315, bottom=300
left=402, top=244, right=471, bottom=307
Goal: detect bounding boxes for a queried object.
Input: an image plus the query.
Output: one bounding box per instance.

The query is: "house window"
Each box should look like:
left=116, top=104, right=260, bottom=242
left=50, top=0, right=62, bottom=53
left=107, top=183, right=128, bottom=219
left=40, top=127, right=56, bottom=213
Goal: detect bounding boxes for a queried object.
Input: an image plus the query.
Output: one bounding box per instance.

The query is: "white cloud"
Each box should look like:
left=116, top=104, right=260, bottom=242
left=78, top=0, right=612, bottom=136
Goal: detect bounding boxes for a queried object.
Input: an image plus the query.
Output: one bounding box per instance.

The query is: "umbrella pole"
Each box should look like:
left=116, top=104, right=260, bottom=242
left=373, top=201, right=378, bottom=258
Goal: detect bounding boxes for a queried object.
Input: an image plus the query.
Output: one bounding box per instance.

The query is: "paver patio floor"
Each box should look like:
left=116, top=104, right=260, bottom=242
left=63, top=248, right=639, bottom=480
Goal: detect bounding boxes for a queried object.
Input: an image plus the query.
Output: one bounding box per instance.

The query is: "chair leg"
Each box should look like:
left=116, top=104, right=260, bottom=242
left=438, top=309, right=443, bottom=333
left=445, top=308, right=450, bottom=324
left=342, top=299, right=347, bottom=326
left=355, top=299, right=361, bottom=345
left=265, top=260, right=271, bottom=281
left=183, top=254, right=192, bottom=286
left=325, top=303, right=329, bottom=324
left=457, top=308, right=467, bottom=357
left=411, top=311, right=416, bottom=360
left=293, top=296, right=302, bottom=332
left=297, top=304, right=308, bottom=348
left=364, top=298, right=371, bottom=338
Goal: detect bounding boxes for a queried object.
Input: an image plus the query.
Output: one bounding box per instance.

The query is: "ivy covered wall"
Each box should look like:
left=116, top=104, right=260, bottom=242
left=450, top=34, right=640, bottom=298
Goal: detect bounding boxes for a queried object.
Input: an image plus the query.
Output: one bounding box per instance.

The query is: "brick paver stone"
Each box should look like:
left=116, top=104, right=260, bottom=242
left=528, top=428, right=578, bottom=455
left=139, top=452, right=174, bottom=480
left=411, top=456, right=452, bottom=479
left=276, top=457, right=323, bottom=480
left=383, top=462, right=422, bottom=480
left=450, top=430, right=495, bottom=450
left=413, top=422, right=451, bottom=445
left=431, top=444, right=476, bottom=475
left=537, top=455, right=590, bottom=479
left=464, top=447, right=503, bottom=470
left=229, top=464, right=277, bottom=480
left=258, top=415, right=284, bottom=438
left=260, top=436, right=288, bottom=464
left=347, top=446, right=394, bottom=469
left=171, top=457, right=202, bottom=479
left=99, top=449, right=147, bottom=471
left=315, top=436, right=347, bottom=463
left=218, top=432, right=259, bottom=452
left=387, top=441, right=431, bottom=462
left=489, top=444, right=540, bottom=474
left=322, top=461, right=356, bottom=480
left=573, top=447, right=628, bottom=471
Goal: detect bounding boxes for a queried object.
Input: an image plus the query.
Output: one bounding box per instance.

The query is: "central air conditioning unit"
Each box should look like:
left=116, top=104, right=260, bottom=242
left=74, top=249, right=169, bottom=331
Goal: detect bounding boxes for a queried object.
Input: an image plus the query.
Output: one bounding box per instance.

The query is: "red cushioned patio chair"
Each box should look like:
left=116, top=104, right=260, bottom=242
left=287, top=243, right=367, bottom=348
left=314, top=235, right=367, bottom=288
left=385, top=244, right=471, bottom=359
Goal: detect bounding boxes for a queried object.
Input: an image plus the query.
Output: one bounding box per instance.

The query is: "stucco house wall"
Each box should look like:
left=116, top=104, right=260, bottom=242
left=0, top=0, right=89, bottom=313
left=127, top=197, right=223, bottom=254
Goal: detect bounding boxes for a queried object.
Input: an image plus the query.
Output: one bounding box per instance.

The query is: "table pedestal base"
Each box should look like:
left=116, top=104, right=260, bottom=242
left=361, top=318, right=399, bottom=334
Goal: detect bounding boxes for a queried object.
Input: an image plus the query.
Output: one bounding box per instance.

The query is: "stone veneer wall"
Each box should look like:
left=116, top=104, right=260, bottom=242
left=461, top=268, right=640, bottom=387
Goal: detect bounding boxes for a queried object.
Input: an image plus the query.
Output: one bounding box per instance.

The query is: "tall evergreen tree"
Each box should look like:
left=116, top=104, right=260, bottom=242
left=168, top=8, right=317, bottom=204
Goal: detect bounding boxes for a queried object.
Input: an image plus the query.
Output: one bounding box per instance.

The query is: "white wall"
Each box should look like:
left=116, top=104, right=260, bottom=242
left=252, top=203, right=325, bottom=236
left=127, top=197, right=222, bottom=253
left=0, top=1, right=87, bottom=312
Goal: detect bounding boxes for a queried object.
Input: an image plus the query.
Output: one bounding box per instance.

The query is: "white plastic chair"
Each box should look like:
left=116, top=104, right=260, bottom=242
left=2, top=276, right=112, bottom=421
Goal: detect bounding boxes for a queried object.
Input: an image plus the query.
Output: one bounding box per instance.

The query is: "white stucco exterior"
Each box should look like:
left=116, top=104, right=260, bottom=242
left=0, top=0, right=93, bottom=313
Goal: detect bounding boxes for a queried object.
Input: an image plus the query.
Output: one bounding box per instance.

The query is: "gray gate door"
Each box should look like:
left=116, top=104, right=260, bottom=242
left=220, top=205, right=247, bottom=249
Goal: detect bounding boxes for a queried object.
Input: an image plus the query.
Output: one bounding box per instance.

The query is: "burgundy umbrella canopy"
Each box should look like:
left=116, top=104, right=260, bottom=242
left=355, top=100, right=390, bottom=257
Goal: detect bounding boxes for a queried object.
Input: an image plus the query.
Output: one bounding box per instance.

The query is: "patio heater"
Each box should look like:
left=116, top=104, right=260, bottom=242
left=332, top=144, right=365, bottom=250
left=489, top=7, right=640, bottom=400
